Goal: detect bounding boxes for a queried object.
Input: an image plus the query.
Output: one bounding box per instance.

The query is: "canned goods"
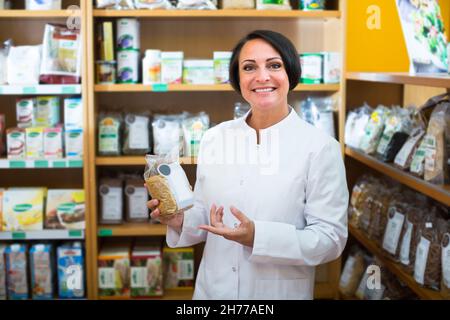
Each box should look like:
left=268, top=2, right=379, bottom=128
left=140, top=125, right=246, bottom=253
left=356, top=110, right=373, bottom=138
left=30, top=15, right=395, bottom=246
left=117, top=50, right=140, bottom=84
left=117, top=18, right=140, bottom=51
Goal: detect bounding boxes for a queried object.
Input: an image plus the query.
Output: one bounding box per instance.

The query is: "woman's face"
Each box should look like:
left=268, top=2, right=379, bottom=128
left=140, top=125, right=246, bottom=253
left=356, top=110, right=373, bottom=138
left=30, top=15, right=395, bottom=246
left=238, top=38, right=290, bottom=112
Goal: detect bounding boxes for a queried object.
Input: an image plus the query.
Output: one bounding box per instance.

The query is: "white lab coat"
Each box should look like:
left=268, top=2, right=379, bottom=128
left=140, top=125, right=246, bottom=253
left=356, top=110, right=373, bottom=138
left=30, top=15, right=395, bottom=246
left=166, top=107, right=348, bottom=300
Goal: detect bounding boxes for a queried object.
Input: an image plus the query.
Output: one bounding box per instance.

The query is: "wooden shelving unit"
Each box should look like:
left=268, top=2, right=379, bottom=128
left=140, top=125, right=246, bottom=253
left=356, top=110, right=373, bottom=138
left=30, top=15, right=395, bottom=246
left=346, top=72, right=450, bottom=88
left=95, top=156, right=197, bottom=166
left=0, top=10, right=80, bottom=18
left=349, top=226, right=443, bottom=300
left=98, top=223, right=166, bottom=237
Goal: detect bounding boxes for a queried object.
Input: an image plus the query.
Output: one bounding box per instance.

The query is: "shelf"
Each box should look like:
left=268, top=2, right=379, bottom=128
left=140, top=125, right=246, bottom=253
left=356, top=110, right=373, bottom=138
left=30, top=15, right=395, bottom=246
left=0, top=10, right=79, bottom=18
left=0, top=229, right=84, bottom=240
left=94, top=83, right=340, bottom=93
left=98, top=223, right=166, bottom=237
left=0, top=85, right=82, bottom=95
left=0, top=158, right=83, bottom=169
left=349, top=225, right=443, bottom=300
left=346, top=72, right=450, bottom=88
left=345, top=147, right=450, bottom=207
left=96, top=156, right=197, bottom=166
left=98, top=289, right=194, bottom=300
left=93, top=9, right=341, bottom=19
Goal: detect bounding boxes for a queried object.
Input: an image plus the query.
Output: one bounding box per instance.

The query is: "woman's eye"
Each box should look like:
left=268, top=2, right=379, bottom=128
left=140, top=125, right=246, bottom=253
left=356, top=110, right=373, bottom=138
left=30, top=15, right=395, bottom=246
left=243, top=65, right=255, bottom=71
left=269, top=63, right=282, bottom=69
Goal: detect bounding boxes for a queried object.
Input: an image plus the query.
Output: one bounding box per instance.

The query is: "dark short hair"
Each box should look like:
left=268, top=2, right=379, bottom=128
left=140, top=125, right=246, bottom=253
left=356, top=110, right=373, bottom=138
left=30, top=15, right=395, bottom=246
left=229, top=30, right=301, bottom=94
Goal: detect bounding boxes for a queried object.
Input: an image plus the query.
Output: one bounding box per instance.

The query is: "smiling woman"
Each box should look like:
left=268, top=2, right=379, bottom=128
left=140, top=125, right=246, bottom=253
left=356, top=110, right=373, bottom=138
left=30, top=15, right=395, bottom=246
left=148, top=30, right=349, bottom=300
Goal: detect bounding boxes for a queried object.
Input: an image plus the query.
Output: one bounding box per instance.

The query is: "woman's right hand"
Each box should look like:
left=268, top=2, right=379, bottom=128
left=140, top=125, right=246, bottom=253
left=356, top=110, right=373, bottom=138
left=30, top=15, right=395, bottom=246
left=147, top=199, right=184, bottom=233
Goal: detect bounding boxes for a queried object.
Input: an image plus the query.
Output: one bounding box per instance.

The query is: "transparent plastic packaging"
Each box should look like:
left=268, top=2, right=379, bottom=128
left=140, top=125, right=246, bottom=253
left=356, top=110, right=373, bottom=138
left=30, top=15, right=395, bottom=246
left=181, top=112, right=209, bottom=157
left=233, top=102, right=251, bottom=119
left=152, top=114, right=184, bottom=156
left=176, top=0, right=217, bottom=9
left=98, top=113, right=122, bottom=156
left=359, top=105, right=389, bottom=155
left=98, top=178, right=124, bottom=224
left=344, top=103, right=372, bottom=149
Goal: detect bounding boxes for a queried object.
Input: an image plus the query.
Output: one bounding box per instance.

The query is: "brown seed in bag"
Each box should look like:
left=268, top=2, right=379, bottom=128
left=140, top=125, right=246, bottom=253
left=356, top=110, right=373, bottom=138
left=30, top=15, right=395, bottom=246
left=145, top=175, right=178, bottom=216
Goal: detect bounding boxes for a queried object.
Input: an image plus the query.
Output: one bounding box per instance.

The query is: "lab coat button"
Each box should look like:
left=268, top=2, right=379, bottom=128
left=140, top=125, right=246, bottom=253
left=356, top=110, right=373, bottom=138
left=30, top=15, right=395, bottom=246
left=232, top=267, right=237, bottom=272
left=239, top=179, right=244, bottom=186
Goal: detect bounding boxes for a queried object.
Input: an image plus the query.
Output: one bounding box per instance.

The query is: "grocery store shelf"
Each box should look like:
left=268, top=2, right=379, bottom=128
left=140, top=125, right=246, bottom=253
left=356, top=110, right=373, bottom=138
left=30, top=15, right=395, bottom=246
left=345, top=147, right=450, bottom=207
left=0, top=158, right=83, bottom=169
left=349, top=225, right=443, bottom=300
left=95, top=156, right=197, bottom=166
left=0, top=229, right=84, bottom=240
left=98, top=223, right=166, bottom=237
left=93, top=9, right=341, bottom=19
left=0, top=84, right=82, bottom=95
left=98, top=289, right=193, bottom=300
left=346, top=72, right=450, bottom=88
left=94, top=83, right=340, bottom=92
left=0, top=10, right=79, bottom=18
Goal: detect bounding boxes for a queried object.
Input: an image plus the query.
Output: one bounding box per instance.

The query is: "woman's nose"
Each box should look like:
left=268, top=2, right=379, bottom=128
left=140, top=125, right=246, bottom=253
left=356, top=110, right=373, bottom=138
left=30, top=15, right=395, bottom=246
left=255, top=68, right=270, bottom=82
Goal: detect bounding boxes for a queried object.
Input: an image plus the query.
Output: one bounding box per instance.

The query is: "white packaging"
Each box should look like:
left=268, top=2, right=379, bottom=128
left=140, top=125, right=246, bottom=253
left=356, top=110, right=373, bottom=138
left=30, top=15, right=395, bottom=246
left=300, top=53, right=323, bottom=84
left=125, top=183, right=149, bottom=221
left=442, top=233, right=450, bottom=289
left=213, top=51, right=232, bottom=84
left=125, top=114, right=150, bottom=151
left=382, top=209, right=405, bottom=255
left=117, top=18, right=140, bottom=50
left=26, top=0, right=62, bottom=10
left=64, top=97, right=83, bottom=130
left=7, top=128, right=26, bottom=159
left=44, top=127, right=63, bottom=159
left=0, top=49, right=6, bottom=84
left=65, top=128, right=83, bottom=159
left=222, top=0, right=254, bottom=9
left=26, top=127, right=44, bottom=159
left=414, top=236, right=430, bottom=285
left=134, top=0, right=173, bottom=9
left=117, top=50, right=140, bottom=83
left=7, top=45, right=41, bottom=85
left=161, top=52, right=183, bottom=84
left=183, top=60, right=214, bottom=85
left=152, top=116, right=181, bottom=156
left=34, top=96, right=60, bottom=127
left=322, top=52, right=341, bottom=84
left=142, top=49, right=161, bottom=85
left=99, top=184, right=123, bottom=222
left=399, top=221, right=413, bottom=266
left=16, top=98, right=35, bottom=128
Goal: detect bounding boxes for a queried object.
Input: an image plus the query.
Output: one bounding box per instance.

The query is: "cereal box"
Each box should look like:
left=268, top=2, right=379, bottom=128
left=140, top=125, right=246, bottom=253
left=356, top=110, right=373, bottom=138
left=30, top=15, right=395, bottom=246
left=45, top=189, right=85, bottom=230
left=30, top=243, right=54, bottom=299
left=57, top=242, right=85, bottom=299
left=3, top=188, right=45, bottom=231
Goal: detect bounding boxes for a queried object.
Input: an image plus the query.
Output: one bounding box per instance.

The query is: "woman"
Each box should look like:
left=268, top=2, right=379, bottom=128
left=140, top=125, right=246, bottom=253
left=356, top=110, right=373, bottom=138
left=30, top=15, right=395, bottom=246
left=148, top=30, right=348, bottom=300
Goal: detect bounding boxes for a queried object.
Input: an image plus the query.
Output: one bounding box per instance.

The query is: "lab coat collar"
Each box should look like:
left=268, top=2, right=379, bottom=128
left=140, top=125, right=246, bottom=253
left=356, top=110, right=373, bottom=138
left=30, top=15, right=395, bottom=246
left=240, top=105, right=296, bottom=133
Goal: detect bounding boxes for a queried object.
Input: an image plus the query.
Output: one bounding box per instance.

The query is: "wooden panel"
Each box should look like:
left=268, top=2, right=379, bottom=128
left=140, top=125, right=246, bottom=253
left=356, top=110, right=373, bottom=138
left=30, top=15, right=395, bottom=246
left=98, top=223, right=166, bottom=237
left=0, top=169, right=83, bottom=188
left=96, top=156, right=197, bottom=166
left=403, top=85, right=446, bottom=108
left=347, top=72, right=450, bottom=88
left=345, top=80, right=403, bottom=112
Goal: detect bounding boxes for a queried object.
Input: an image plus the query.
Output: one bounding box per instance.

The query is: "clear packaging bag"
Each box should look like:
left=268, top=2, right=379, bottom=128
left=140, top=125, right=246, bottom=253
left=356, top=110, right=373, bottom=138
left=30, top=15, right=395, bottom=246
left=122, top=113, right=151, bottom=155
left=176, top=0, right=217, bottom=9
left=359, top=105, right=389, bottom=155
left=134, top=0, right=174, bottom=9
left=7, top=45, right=41, bottom=85
left=297, top=96, right=336, bottom=138
left=181, top=112, right=209, bottom=157
left=152, top=114, right=184, bottom=156
left=345, top=104, right=372, bottom=149
left=98, top=113, right=122, bottom=156
left=339, top=247, right=366, bottom=297
left=143, top=151, right=194, bottom=217
left=222, top=0, right=255, bottom=9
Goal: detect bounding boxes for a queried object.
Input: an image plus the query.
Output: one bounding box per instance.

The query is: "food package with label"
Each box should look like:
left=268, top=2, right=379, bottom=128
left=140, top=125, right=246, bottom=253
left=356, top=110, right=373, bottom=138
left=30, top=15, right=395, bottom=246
left=26, top=127, right=44, bottom=159
left=322, top=52, right=341, bottom=84
left=5, top=244, right=29, bottom=300
left=65, top=128, right=83, bottom=159
left=0, top=244, right=6, bottom=300
left=64, top=97, right=83, bottom=130
left=144, top=152, right=194, bottom=217
left=7, top=128, right=25, bottom=159
left=26, top=0, right=62, bottom=10
left=0, top=114, right=5, bottom=156
left=182, top=60, right=214, bottom=85
left=99, top=178, right=124, bottom=224
left=142, top=49, right=161, bottom=85
left=163, top=247, right=194, bottom=289
left=98, top=243, right=131, bottom=298
left=7, top=45, right=41, bottom=85
left=161, top=52, right=184, bottom=84
left=0, top=188, right=4, bottom=231
left=122, top=113, right=151, bottom=155
left=29, top=243, right=54, bottom=300
left=2, top=188, right=45, bottom=231
left=124, top=177, right=149, bottom=223
left=300, top=0, right=325, bottom=10
left=44, top=127, right=63, bottom=159
left=382, top=198, right=409, bottom=258
left=130, top=241, right=163, bottom=298
left=97, top=0, right=135, bottom=8
left=441, top=222, right=450, bottom=299
left=40, top=24, right=82, bottom=84
left=45, top=189, right=85, bottom=230
left=99, top=113, right=122, bottom=156
left=16, top=98, right=35, bottom=128
left=345, top=104, right=372, bottom=149
left=297, top=96, right=336, bottom=138
left=222, top=0, right=254, bottom=9
left=213, top=51, right=232, bottom=83
left=359, top=105, right=389, bottom=155
left=57, top=242, right=85, bottom=299
left=152, top=113, right=184, bottom=156
left=34, top=96, right=60, bottom=128
left=134, top=0, right=174, bottom=9
left=181, top=112, right=209, bottom=157
left=0, top=46, right=7, bottom=84
left=339, top=247, right=367, bottom=297
left=399, top=205, right=426, bottom=274
left=394, top=127, right=426, bottom=171
left=256, top=0, right=290, bottom=10
left=177, top=0, right=217, bottom=9
left=117, top=18, right=140, bottom=51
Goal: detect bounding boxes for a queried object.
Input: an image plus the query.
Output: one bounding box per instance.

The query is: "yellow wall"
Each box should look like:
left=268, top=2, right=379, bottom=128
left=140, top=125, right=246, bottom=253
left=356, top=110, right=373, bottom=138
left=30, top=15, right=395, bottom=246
left=347, top=0, right=450, bottom=72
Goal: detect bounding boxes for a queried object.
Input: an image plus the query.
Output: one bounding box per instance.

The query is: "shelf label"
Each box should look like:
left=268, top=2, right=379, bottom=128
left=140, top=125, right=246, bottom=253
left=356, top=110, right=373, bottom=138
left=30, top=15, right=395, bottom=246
left=23, top=87, right=37, bottom=94
left=34, top=160, right=49, bottom=168
left=12, top=232, right=26, bottom=240
left=9, top=161, right=26, bottom=168
left=0, top=87, right=3, bottom=94
left=69, top=160, right=83, bottom=168
left=53, top=161, right=67, bottom=168
left=69, top=230, right=83, bottom=238
left=99, top=229, right=113, bottom=237
left=152, top=84, right=168, bottom=92
left=61, top=86, right=77, bottom=94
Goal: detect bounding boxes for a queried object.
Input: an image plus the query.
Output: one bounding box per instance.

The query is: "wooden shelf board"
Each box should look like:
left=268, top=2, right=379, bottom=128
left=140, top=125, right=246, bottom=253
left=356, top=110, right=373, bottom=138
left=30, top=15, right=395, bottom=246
left=0, top=10, right=78, bottom=18
left=0, top=229, right=84, bottom=240
left=93, top=9, right=341, bottom=19
left=349, top=225, right=443, bottom=300
left=0, top=158, right=83, bottom=169
left=95, top=83, right=340, bottom=92
left=96, top=156, right=197, bottom=166
left=98, top=289, right=193, bottom=300
left=98, top=223, right=166, bottom=237
left=314, top=282, right=337, bottom=299
left=346, top=72, right=450, bottom=88
left=345, top=147, right=450, bottom=207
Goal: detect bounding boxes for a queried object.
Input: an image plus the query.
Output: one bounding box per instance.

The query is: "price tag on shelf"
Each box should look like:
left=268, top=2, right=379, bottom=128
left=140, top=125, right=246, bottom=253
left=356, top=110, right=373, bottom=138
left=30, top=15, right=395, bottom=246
left=69, top=160, right=83, bottom=168
left=69, top=230, right=83, bottom=238
left=62, top=86, right=77, bottom=94
left=12, top=232, right=26, bottom=240
left=152, top=83, right=168, bottom=92
left=98, top=229, right=113, bottom=237
left=23, top=87, right=37, bottom=94
left=0, top=87, right=3, bottom=94
left=34, top=160, right=49, bottom=168
left=9, top=161, right=26, bottom=168
left=53, top=161, right=67, bottom=168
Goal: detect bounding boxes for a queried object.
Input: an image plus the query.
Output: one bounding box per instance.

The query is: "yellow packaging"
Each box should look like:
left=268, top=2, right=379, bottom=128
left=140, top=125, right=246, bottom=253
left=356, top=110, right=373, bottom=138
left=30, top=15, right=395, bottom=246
left=102, top=22, right=114, bottom=61
left=45, top=189, right=85, bottom=230
left=26, top=127, right=44, bottom=159
left=3, top=188, right=46, bottom=231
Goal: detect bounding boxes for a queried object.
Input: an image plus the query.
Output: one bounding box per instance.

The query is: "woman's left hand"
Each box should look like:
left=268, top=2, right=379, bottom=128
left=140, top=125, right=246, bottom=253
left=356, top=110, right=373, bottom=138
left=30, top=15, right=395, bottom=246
left=199, top=205, right=255, bottom=247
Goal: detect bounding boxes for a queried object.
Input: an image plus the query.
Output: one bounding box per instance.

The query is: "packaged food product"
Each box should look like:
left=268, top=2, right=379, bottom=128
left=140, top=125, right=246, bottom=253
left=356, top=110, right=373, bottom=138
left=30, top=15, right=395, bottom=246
left=117, top=18, right=140, bottom=51
left=299, top=53, right=323, bottom=84
left=26, top=127, right=44, bottom=159
left=16, top=98, right=35, bottom=128
left=96, top=0, right=117, bottom=8
left=0, top=46, right=7, bottom=84
left=399, top=206, right=425, bottom=273
left=297, top=96, right=336, bottom=138
left=348, top=175, right=378, bottom=228
left=5, top=244, right=29, bottom=300
left=40, top=24, right=82, bottom=84
left=0, top=114, right=6, bottom=156
left=96, top=61, right=117, bottom=84
left=44, top=127, right=63, bottom=159
left=35, top=96, right=60, bottom=128
left=183, top=60, right=214, bottom=84
left=142, top=50, right=161, bottom=85
left=441, top=228, right=450, bottom=299
left=64, top=97, right=83, bottom=130
left=177, top=0, right=217, bottom=9
left=134, top=0, right=174, bottom=9
left=2, top=188, right=45, bottom=231
left=6, top=128, right=25, bottom=159
left=409, top=137, right=428, bottom=177
left=98, top=113, right=122, bottom=156
left=300, top=0, right=325, bottom=10
left=45, top=189, right=85, bottom=230
left=256, top=0, right=290, bottom=10
left=7, top=45, right=41, bottom=85
left=144, top=153, right=194, bottom=217
left=222, top=0, right=254, bottom=9
left=99, top=21, right=114, bottom=61
left=339, top=248, right=366, bottom=297
left=0, top=189, right=4, bottom=231
left=181, top=112, right=209, bottom=157
left=98, top=244, right=131, bottom=298
left=152, top=114, right=182, bottom=156
left=122, top=113, right=150, bottom=155
left=99, top=178, right=124, bottom=224
left=163, top=247, right=194, bottom=289
left=394, top=127, right=425, bottom=170
left=130, top=242, right=163, bottom=298
left=26, top=0, right=61, bottom=10
left=213, top=51, right=232, bottom=84
left=125, top=178, right=149, bottom=222
left=0, top=244, right=6, bottom=300
left=117, top=50, right=140, bottom=83
left=367, top=189, right=393, bottom=245
left=344, top=104, right=372, bottom=149
left=322, top=52, right=341, bottom=84
left=29, top=244, right=54, bottom=300
left=65, top=128, right=84, bottom=158
left=382, top=199, right=408, bottom=257
left=359, top=105, right=389, bottom=155
left=161, top=52, right=184, bottom=84
left=57, top=242, right=85, bottom=299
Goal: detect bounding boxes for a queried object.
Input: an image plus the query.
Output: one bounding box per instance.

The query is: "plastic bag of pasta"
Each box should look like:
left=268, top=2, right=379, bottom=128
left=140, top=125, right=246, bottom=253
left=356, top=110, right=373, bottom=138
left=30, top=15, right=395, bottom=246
left=143, top=150, right=194, bottom=217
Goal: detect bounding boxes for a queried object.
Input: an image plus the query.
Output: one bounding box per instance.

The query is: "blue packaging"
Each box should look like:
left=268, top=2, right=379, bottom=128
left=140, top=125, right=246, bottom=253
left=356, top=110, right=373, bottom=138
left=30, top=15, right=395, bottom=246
left=5, top=244, right=29, bottom=300
left=57, top=242, right=85, bottom=299
left=30, top=243, right=54, bottom=300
